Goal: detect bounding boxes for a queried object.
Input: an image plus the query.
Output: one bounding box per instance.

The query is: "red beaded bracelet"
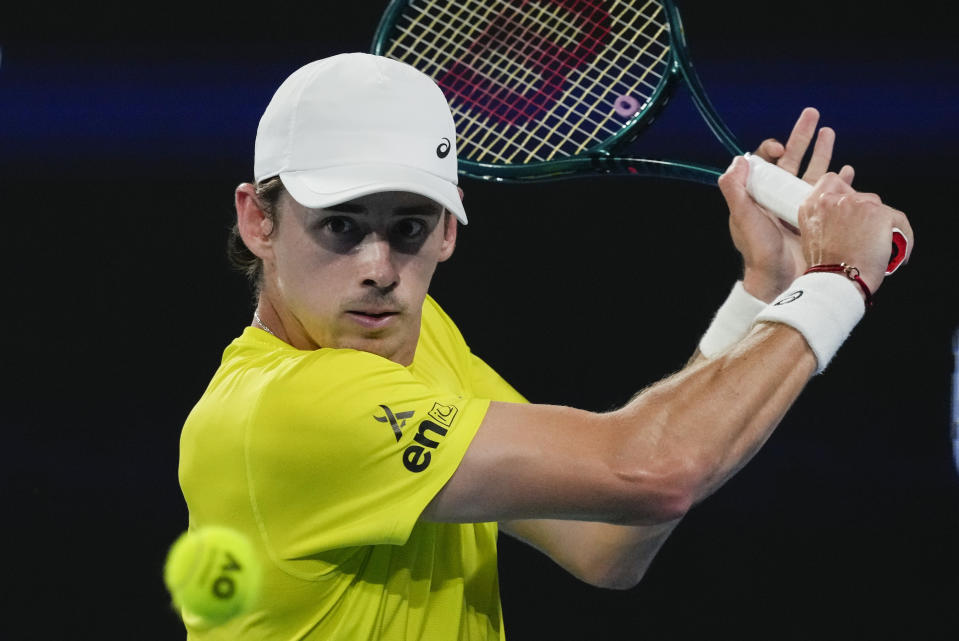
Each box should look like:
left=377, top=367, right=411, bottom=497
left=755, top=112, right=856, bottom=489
left=803, top=263, right=874, bottom=308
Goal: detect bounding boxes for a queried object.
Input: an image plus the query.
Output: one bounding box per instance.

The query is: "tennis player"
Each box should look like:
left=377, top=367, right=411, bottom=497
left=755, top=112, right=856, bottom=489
left=176, top=53, right=913, bottom=640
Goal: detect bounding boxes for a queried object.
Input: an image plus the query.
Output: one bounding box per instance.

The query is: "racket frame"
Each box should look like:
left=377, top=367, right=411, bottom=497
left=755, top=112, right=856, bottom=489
left=371, top=0, right=745, bottom=185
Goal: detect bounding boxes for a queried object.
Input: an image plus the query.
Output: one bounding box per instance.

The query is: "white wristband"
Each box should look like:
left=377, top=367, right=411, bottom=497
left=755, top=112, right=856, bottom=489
left=699, top=281, right=768, bottom=358
left=754, top=272, right=866, bottom=373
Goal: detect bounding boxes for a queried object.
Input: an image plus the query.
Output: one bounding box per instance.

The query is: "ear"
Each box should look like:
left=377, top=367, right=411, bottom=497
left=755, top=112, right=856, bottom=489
left=437, top=210, right=458, bottom=263
left=235, top=183, right=275, bottom=261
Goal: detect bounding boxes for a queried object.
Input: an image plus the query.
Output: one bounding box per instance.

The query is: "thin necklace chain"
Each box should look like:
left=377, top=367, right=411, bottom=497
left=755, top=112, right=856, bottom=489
left=253, top=311, right=276, bottom=337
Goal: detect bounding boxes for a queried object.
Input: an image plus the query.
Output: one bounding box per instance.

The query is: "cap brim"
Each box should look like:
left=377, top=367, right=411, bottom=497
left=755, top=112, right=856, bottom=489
left=279, top=164, right=467, bottom=224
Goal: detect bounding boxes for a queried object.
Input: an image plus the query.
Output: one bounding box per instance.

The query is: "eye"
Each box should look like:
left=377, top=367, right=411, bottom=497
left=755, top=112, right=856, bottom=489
left=315, top=215, right=366, bottom=251
left=392, top=218, right=427, bottom=239
left=323, top=216, right=356, bottom=235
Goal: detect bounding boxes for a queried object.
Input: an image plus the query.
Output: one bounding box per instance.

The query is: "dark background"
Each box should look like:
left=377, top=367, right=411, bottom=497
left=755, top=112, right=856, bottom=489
left=3, top=2, right=958, bottom=639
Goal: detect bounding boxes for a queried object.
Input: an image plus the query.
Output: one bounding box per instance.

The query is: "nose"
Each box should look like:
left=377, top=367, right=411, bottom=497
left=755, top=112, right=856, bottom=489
left=358, top=234, right=399, bottom=292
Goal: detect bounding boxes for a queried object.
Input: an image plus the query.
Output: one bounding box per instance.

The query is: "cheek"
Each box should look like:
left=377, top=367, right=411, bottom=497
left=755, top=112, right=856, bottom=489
left=397, top=251, right=441, bottom=291
left=273, top=240, right=340, bottom=301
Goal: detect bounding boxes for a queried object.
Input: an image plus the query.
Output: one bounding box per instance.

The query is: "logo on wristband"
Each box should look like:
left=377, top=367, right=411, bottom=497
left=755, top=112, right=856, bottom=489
left=774, top=290, right=804, bottom=306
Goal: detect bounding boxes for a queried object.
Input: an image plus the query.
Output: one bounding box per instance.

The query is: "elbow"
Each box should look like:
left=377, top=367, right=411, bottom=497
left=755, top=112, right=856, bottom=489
left=568, top=551, right=651, bottom=591
left=571, top=529, right=670, bottom=590
left=585, top=567, right=647, bottom=591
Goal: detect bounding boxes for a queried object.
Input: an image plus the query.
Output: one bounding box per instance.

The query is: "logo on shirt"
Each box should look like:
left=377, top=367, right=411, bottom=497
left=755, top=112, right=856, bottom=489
left=428, top=402, right=458, bottom=427
left=402, top=420, right=449, bottom=473
left=400, top=402, right=460, bottom=473
left=374, top=405, right=415, bottom=442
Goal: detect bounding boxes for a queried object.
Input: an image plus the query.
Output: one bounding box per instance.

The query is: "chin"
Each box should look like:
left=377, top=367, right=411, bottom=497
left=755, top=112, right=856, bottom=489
left=344, top=334, right=410, bottom=365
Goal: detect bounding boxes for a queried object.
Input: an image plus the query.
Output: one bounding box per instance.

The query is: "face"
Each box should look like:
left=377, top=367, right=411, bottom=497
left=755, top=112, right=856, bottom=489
left=259, top=190, right=457, bottom=365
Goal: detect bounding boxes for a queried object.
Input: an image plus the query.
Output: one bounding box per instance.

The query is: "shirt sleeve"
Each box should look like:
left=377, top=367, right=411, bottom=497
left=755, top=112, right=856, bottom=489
left=245, top=348, right=490, bottom=571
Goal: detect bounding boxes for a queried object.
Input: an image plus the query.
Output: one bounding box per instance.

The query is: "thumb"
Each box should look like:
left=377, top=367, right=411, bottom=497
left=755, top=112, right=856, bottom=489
left=717, top=156, right=751, bottom=212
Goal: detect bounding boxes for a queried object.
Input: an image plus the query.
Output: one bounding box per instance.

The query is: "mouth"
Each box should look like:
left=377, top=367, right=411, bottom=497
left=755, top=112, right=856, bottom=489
left=349, top=308, right=398, bottom=317
left=346, top=310, right=399, bottom=329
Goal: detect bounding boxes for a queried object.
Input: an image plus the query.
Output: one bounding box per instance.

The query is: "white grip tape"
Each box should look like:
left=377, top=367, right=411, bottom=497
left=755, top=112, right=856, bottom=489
left=745, top=154, right=909, bottom=276
left=745, top=154, right=812, bottom=227
left=699, top=281, right=769, bottom=358
left=754, top=272, right=865, bottom=373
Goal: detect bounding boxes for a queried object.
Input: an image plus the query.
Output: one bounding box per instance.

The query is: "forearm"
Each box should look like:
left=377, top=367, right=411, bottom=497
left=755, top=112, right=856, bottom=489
left=501, top=322, right=813, bottom=589
left=612, top=321, right=816, bottom=506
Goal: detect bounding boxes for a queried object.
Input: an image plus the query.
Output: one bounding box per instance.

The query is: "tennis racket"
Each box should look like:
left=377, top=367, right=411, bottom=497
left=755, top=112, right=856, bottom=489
left=371, top=0, right=907, bottom=274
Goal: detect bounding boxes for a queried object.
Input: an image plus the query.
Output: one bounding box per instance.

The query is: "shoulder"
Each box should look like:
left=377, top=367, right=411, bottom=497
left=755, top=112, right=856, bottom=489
left=269, top=349, right=414, bottom=407
left=216, top=329, right=416, bottom=417
left=421, top=295, right=470, bottom=352
left=228, top=327, right=407, bottom=379
left=422, top=294, right=456, bottom=330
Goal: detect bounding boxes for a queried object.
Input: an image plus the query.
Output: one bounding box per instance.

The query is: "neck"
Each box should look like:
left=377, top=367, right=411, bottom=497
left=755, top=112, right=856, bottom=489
left=252, top=310, right=276, bottom=337
left=252, top=300, right=285, bottom=341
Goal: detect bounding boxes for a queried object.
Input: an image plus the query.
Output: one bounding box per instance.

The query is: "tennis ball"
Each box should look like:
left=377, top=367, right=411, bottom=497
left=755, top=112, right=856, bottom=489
left=163, top=526, right=262, bottom=626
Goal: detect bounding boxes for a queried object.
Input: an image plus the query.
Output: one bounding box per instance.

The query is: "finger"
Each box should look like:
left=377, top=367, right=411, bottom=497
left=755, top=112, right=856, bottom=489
left=802, top=127, right=836, bottom=182
left=723, top=156, right=786, bottom=230
left=778, top=218, right=800, bottom=235
left=838, top=164, right=855, bottom=185
left=719, top=156, right=775, bottom=227
left=854, top=192, right=883, bottom=205
left=829, top=189, right=881, bottom=206
left=813, top=172, right=858, bottom=197
left=755, top=138, right=785, bottom=163
left=717, top=156, right=750, bottom=205
left=778, top=107, right=820, bottom=175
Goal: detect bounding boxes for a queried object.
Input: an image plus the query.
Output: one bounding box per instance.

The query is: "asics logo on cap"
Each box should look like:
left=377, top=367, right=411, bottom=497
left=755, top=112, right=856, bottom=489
left=436, top=137, right=451, bottom=159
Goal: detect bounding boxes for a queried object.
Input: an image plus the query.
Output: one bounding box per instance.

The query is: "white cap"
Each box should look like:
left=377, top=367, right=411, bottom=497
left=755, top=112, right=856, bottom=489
left=254, top=53, right=467, bottom=224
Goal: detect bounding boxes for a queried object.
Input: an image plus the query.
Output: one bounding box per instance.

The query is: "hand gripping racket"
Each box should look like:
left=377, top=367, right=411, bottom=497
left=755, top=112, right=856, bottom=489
left=371, top=0, right=907, bottom=274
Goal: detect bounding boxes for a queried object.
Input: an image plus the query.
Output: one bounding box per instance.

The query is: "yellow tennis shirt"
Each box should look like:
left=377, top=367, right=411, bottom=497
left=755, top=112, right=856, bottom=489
left=177, top=296, right=526, bottom=640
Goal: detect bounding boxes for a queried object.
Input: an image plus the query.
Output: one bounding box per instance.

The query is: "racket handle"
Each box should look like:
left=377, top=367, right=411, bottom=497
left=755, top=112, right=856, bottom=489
left=744, top=154, right=908, bottom=275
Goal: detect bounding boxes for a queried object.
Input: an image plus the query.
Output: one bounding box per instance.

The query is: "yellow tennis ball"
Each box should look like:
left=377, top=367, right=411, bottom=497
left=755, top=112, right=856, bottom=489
left=163, top=526, right=262, bottom=626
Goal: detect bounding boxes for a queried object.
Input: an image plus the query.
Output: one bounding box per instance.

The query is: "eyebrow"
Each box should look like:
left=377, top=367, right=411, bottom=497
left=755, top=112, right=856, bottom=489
left=325, top=202, right=443, bottom=217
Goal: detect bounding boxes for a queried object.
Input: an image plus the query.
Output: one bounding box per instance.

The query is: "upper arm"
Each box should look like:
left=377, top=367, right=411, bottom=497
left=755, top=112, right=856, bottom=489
left=420, top=400, right=690, bottom=525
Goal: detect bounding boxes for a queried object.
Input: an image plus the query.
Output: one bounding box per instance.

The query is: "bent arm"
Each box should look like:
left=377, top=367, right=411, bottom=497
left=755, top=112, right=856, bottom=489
left=428, top=110, right=913, bottom=589
left=423, top=321, right=815, bottom=526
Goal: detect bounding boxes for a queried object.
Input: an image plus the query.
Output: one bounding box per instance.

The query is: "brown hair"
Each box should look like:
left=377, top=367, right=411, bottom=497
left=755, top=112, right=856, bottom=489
left=227, top=176, right=285, bottom=296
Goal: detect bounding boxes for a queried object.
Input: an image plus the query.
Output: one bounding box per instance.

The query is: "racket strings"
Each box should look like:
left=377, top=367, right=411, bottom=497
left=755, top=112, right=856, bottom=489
left=521, top=1, right=669, bottom=161
left=434, top=1, right=613, bottom=156
left=385, top=0, right=672, bottom=164
left=388, top=0, right=657, bottom=155
left=392, top=0, right=666, bottom=87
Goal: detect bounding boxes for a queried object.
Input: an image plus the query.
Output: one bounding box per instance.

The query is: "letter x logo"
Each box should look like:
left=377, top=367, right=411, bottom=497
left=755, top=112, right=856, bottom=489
left=374, top=405, right=415, bottom=442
